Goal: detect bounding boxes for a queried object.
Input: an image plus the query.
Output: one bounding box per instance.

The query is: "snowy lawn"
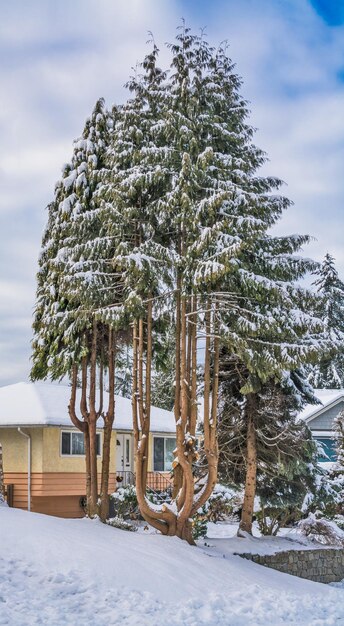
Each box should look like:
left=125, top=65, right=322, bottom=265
left=1, top=507, right=344, bottom=625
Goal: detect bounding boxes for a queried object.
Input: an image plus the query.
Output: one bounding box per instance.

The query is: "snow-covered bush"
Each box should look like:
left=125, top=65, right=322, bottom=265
left=192, top=484, right=242, bottom=540
left=199, top=484, right=241, bottom=523
left=111, top=485, right=172, bottom=520
left=106, top=516, right=138, bottom=532
left=111, top=486, right=139, bottom=520
left=255, top=505, right=296, bottom=537
left=254, top=452, right=341, bottom=536
left=298, top=514, right=344, bottom=546
left=303, top=466, right=342, bottom=520
left=333, top=514, right=344, bottom=531
left=192, top=515, right=208, bottom=540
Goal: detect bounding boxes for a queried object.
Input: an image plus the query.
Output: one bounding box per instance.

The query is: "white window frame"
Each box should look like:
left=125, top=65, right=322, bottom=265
left=60, top=430, right=102, bottom=457
left=153, top=435, right=176, bottom=472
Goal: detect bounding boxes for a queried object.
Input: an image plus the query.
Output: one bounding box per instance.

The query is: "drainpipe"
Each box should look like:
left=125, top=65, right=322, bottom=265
left=18, top=428, right=31, bottom=512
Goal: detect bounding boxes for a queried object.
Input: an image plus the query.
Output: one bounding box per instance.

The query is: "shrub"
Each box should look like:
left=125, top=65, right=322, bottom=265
left=192, top=514, right=208, bottom=540
left=192, top=484, right=242, bottom=540
left=298, top=513, right=344, bottom=546
left=111, top=485, right=172, bottom=520
left=106, top=516, right=138, bottom=532
left=199, top=484, right=241, bottom=523
left=111, top=485, right=139, bottom=520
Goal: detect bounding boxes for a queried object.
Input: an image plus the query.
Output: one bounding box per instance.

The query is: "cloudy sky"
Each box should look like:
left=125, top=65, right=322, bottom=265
left=0, top=0, right=343, bottom=386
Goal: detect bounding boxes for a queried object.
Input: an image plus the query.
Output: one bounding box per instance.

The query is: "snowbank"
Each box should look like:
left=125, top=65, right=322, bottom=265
left=1, top=507, right=344, bottom=625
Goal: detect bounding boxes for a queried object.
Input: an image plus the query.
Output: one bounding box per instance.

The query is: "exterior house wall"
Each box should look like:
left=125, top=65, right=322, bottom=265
left=42, top=427, right=117, bottom=473
left=2, top=426, right=117, bottom=517
left=309, top=401, right=344, bottom=431
left=0, top=427, right=43, bottom=473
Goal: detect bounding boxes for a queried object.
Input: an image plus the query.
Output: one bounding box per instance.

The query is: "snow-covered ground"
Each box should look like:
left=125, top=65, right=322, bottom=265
left=1, top=507, right=344, bottom=625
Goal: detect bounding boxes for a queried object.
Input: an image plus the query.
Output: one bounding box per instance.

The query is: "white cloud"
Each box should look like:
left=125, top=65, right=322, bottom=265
left=0, top=0, right=343, bottom=385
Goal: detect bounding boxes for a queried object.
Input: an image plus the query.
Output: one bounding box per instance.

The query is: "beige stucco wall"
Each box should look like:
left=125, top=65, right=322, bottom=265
left=0, top=428, right=43, bottom=473
left=42, top=427, right=117, bottom=473
left=0, top=426, right=178, bottom=476
left=0, top=426, right=118, bottom=474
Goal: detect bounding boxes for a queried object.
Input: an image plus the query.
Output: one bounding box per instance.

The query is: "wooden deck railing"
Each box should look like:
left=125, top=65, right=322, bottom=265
left=115, top=471, right=172, bottom=493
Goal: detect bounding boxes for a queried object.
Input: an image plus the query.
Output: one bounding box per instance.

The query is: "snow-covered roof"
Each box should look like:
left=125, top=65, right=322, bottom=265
left=298, top=388, right=344, bottom=424
left=0, top=382, right=176, bottom=433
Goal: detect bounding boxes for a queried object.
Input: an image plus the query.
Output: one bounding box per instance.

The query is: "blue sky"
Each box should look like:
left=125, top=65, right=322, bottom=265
left=0, top=0, right=343, bottom=385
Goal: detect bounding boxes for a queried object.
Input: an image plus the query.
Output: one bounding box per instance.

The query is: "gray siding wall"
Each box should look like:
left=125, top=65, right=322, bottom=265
left=309, top=400, right=344, bottom=431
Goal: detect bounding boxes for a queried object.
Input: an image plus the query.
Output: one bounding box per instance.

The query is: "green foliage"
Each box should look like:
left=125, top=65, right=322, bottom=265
left=31, top=25, right=334, bottom=533
left=151, top=329, right=176, bottom=411
left=111, top=485, right=139, bottom=520
left=111, top=484, right=173, bottom=520
left=192, top=515, right=208, bottom=540
left=31, top=98, right=115, bottom=380
left=198, top=484, right=241, bottom=523
left=218, top=358, right=328, bottom=534
left=308, top=253, right=344, bottom=389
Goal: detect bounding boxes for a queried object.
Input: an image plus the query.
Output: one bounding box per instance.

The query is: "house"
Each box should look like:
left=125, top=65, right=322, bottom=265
left=0, top=382, right=176, bottom=517
left=299, top=389, right=344, bottom=464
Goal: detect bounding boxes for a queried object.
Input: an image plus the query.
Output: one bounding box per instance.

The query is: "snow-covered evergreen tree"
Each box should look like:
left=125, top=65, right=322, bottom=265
left=326, top=409, right=344, bottom=514
left=308, top=253, right=344, bottom=389
left=151, top=328, right=176, bottom=411
left=217, top=356, right=321, bottom=533
left=32, top=98, right=113, bottom=378
left=32, top=99, right=120, bottom=518
left=98, top=27, right=330, bottom=541
left=31, top=25, right=334, bottom=539
left=334, top=409, right=344, bottom=469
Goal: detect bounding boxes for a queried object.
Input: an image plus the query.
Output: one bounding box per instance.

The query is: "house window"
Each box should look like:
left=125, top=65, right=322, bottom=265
left=153, top=437, right=176, bottom=471
left=125, top=438, right=130, bottom=465
left=314, top=437, right=337, bottom=462
left=61, top=431, right=101, bottom=456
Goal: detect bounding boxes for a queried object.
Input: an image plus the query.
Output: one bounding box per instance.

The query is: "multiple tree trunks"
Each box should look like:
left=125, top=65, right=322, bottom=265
left=31, top=29, right=326, bottom=544
left=68, top=325, right=116, bottom=520
left=133, top=293, right=219, bottom=544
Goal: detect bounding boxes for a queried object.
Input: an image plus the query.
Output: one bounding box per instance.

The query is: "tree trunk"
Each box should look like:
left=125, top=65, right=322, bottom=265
left=88, top=418, right=98, bottom=516
left=99, top=328, right=115, bottom=521
left=191, top=298, right=218, bottom=514
left=176, top=518, right=195, bottom=545
left=142, top=300, right=152, bottom=492
left=88, top=322, right=98, bottom=517
left=175, top=293, right=194, bottom=521
left=68, top=363, right=91, bottom=511
left=238, top=393, right=257, bottom=536
left=84, top=426, right=91, bottom=506
left=172, top=275, right=182, bottom=500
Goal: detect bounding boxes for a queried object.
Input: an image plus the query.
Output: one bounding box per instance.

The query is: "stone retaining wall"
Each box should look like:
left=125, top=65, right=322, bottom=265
left=237, top=548, right=344, bottom=584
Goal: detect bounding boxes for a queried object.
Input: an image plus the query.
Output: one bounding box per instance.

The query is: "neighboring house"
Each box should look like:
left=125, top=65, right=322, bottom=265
left=0, top=382, right=176, bottom=517
left=299, top=389, right=344, bottom=464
